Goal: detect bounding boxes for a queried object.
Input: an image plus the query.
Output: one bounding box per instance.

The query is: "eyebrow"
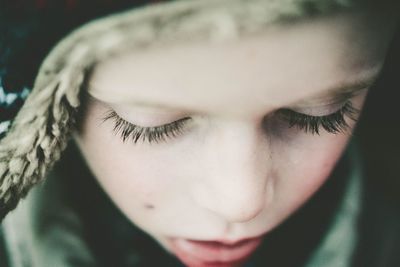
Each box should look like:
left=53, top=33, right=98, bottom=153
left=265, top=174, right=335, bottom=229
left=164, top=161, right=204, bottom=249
left=294, top=75, right=379, bottom=106
left=87, top=90, right=195, bottom=112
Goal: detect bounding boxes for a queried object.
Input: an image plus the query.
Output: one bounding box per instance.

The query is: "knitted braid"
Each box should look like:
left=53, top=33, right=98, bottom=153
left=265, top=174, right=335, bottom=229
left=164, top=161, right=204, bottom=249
left=0, top=64, right=82, bottom=220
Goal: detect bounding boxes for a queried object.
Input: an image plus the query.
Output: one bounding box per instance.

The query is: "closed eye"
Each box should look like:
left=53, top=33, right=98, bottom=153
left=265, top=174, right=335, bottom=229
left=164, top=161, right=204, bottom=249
left=102, top=110, right=192, bottom=144
left=276, top=101, right=360, bottom=135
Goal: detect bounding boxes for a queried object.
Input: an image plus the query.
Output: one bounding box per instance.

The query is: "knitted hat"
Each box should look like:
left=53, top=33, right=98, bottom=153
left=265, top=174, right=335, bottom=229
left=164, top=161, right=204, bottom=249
left=0, top=0, right=383, bottom=220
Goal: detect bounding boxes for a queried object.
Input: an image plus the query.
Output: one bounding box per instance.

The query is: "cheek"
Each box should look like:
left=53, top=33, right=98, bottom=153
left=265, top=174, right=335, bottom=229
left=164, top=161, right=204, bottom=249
left=75, top=103, right=175, bottom=213
left=271, top=92, right=368, bottom=218
left=270, top=132, right=350, bottom=224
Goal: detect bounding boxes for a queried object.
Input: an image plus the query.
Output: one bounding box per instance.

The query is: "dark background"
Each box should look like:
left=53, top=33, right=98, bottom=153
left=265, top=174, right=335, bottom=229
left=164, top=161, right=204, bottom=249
left=356, top=23, right=400, bottom=206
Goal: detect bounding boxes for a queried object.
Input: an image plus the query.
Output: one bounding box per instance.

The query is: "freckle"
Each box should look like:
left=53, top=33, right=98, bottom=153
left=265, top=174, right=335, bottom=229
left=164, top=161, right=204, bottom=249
left=144, top=204, right=155, bottom=210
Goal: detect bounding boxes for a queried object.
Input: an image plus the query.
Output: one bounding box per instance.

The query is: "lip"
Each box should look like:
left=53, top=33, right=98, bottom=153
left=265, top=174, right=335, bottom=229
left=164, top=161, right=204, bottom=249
left=168, top=235, right=264, bottom=267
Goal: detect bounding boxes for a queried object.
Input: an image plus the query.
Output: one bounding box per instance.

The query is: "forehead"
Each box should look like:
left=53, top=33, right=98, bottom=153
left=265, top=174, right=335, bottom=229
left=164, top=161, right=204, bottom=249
left=88, top=11, right=392, bottom=117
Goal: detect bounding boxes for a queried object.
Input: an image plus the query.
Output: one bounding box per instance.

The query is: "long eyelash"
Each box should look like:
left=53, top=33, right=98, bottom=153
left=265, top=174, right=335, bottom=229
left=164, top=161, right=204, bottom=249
left=278, top=101, right=360, bottom=135
left=102, top=110, right=191, bottom=144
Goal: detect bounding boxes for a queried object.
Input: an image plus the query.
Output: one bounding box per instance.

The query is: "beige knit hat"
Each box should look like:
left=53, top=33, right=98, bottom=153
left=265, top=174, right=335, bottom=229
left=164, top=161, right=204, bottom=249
left=0, top=0, right=366, bottom=220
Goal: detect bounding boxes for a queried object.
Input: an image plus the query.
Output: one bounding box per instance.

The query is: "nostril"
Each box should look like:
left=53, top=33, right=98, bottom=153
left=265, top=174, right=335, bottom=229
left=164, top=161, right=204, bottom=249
left=192, top=178, right=269, bottom=223
left=197, top=190, right=266, bottom=223
left=220, top=200, right=265, bottom=223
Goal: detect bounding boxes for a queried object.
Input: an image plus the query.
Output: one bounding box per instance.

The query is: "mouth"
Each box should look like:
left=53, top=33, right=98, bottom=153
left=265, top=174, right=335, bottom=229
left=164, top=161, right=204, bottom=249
left=168, top=235, right=264, bottom=267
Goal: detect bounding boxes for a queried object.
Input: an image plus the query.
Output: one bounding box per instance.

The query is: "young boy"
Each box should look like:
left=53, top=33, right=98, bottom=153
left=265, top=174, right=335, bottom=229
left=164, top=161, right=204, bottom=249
left=0, top=0, right=399, bottom=266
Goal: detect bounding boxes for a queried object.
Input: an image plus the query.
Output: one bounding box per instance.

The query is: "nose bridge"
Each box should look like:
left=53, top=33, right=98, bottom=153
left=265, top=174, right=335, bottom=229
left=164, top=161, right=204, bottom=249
left=196, top=120, right=270, bottom=223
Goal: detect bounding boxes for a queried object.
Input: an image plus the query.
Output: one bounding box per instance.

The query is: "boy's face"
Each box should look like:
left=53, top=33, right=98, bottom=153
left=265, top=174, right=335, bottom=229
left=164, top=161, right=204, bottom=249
left=75, top=9, right=396, bottom=267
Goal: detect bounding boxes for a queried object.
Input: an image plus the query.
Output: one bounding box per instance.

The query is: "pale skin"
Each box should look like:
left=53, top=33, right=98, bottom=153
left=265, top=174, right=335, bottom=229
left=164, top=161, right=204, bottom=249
left=74, top=8, right=397, bottom=264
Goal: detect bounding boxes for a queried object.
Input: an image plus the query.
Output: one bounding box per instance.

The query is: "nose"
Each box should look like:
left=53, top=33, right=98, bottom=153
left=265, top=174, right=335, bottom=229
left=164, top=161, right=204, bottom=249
left=192, top=121, right=271, bottom=223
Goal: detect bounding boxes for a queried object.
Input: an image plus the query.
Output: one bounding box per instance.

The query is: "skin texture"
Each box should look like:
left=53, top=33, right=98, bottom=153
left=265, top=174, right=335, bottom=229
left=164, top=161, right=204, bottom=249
left=74, top=9, right=397, bottom=266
